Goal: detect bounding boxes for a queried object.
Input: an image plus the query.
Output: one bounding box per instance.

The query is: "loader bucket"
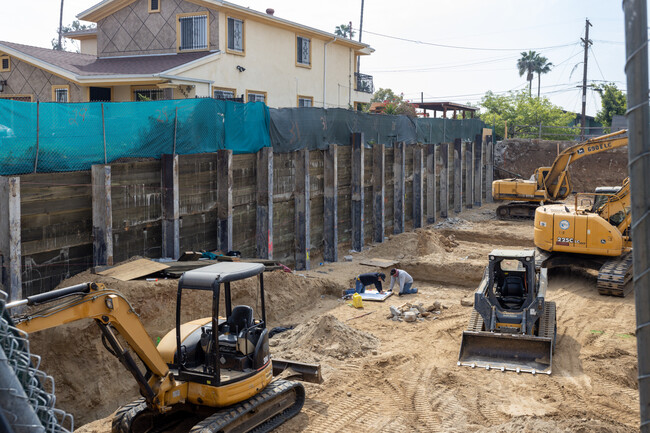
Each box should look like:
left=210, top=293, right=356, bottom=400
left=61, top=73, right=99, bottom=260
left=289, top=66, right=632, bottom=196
left=458, top=330, right=553, bottom=375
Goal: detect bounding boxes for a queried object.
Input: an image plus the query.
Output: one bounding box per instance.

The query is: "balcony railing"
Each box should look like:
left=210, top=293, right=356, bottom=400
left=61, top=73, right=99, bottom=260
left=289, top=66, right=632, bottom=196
left=355, top=72, right=374, bottom=94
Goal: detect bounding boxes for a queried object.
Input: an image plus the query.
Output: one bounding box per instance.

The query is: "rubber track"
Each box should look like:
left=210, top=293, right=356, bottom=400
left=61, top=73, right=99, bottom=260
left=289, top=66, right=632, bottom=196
left=496, top=202, right=540, bottom=221
left=111, top=398, right=148, bottom=433
left=597, top=251, right=634, bottom=297
left=466, top=309, right=484, bottom=332
left=190, top=380, right=305, bottom=433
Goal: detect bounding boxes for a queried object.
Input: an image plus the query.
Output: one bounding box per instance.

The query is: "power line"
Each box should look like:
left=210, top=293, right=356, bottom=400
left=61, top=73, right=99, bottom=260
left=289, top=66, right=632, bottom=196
left=359, top=28, right=578, bottom=52
left=589, top=46, right=607, bottom=81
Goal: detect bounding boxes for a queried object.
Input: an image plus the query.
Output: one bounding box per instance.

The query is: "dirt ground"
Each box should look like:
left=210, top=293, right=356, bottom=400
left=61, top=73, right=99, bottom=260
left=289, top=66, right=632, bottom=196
left=26, top=203, right=638, bottom=433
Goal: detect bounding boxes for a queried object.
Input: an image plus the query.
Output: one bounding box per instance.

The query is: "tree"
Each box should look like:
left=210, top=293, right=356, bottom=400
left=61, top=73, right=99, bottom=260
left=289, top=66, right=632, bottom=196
left=534, top=56, right=553, bottom=98
left=334, top=24, right=355, bottom=39
left=478, top=90, right=578, bottom=139
left=370, top=88, right=416, bottom=117
left=594, top=83, right=627, bottom=128
left=52, top=20, right=96, bottom=51
left=517, top=51, right=538, bottom=97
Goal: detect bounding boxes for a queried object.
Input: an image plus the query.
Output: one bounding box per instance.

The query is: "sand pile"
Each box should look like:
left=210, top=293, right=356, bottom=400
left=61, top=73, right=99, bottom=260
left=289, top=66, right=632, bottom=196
left=476, top=415, right=632, bottom=433
left=273, top=314, right=379, bottom=361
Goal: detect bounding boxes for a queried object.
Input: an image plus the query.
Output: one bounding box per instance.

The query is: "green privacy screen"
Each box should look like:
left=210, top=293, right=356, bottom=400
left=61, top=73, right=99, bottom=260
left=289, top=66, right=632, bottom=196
left=0, top=98, right=270, bottom=175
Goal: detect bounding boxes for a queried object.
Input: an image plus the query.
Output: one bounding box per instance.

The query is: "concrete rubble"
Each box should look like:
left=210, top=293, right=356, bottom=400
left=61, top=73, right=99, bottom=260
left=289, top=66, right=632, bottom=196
left=387, top=301, right=446, bottom=322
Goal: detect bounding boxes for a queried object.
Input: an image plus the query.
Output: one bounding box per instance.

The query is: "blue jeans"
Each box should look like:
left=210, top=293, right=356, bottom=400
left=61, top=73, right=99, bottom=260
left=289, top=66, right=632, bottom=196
left=344, top=279, right=366, bottom=295
left=400, top=282, right=418, bottom=295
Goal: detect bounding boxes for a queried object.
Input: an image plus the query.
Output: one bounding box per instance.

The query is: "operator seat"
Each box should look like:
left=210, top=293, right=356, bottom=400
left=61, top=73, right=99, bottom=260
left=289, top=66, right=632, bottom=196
left=499, top=275, right=525, bottom=309
left=227, top=305, right=254, bottom=336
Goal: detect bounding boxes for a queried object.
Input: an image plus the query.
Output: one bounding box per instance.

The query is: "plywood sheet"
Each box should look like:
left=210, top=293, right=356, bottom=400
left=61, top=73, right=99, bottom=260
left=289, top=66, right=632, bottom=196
left=98, top=258, right=169, bottom=281
left=359, top=258, right=398, bottom=268
left=360, top=291, right=393, bottom=302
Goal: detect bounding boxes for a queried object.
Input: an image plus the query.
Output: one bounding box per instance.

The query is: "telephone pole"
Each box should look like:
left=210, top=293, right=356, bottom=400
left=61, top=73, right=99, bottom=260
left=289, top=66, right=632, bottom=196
left=580, top=18, right=592, bottom=140
left=357, top=0, right=365, bottom=73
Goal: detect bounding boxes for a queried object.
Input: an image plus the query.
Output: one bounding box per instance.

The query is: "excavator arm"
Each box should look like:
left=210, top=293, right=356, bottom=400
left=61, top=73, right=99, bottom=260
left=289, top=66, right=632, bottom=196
left=8, top=283, right=177, bottom=409
left=542, top=130, right=628, bottom=199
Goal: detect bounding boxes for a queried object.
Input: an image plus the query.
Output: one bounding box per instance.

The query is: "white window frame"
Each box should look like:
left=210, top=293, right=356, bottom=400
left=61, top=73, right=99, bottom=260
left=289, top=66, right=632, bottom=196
left=177, top=13, right=208, bottom=52
left=298, top=96, right=313, bottom=107
left=227, top=17, right=244, bottom=54
left=52, top=85, right=69, bottom=103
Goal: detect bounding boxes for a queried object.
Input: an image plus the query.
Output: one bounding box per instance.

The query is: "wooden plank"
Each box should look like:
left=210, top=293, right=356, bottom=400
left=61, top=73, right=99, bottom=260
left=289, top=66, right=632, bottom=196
left=360, top=258, right=399, bottom=268
left=256, top=147, right=273, bottom=259
left=393, top=142, right=405, bottom=234
left=453, top=138, right=463, bottom=213
left=373, top=143, right=385, bottom=243
left=0, top=177, right=22, bottom=302
left=98, top=258, right=169, bottom=281
left=324, top=144, right=338, bottom=262
left=426, top=143, right=436, bottom=224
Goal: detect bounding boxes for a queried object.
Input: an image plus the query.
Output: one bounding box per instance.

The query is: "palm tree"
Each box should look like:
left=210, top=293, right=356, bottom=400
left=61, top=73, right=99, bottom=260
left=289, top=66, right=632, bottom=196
left=334, top=24, right=355, bottom=39
left=534, top=56, right=553, bottom=98
left=517, top=50, right=538, bottom=97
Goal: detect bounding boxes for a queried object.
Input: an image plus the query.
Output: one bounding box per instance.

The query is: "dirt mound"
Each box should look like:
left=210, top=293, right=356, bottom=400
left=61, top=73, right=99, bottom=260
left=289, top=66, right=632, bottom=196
left=23, top=267, right=344, bottom=426
left=273, top=314, right=379, bottom=361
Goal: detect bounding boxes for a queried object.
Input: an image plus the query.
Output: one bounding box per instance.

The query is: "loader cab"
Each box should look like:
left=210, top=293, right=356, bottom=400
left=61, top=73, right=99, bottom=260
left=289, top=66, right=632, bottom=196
left=486, top=250, right=536, bottom=312
left=163, top=262, right=271, bottom=387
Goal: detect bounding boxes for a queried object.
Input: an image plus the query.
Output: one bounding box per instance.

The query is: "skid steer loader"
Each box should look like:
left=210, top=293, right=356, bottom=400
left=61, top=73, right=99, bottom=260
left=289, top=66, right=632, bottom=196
left=457, top=250, right=557, bottom=375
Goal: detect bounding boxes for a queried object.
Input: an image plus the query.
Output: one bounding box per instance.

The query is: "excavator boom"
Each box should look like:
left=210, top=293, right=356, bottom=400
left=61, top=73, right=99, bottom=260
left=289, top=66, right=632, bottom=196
left=493, top=130, right=628, bottom=220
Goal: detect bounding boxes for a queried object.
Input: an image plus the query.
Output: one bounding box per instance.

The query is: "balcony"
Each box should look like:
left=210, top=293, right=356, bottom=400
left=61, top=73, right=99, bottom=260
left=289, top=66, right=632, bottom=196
left=355, top=72, right=374, bottom=94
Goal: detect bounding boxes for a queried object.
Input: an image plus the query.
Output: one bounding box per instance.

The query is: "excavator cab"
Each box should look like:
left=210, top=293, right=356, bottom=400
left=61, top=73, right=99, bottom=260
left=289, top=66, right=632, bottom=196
left=158, top=262, right=271, bottom=385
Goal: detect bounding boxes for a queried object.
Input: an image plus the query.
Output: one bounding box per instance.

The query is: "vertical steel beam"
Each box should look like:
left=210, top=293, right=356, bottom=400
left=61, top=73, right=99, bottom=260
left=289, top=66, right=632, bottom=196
left=474, top=134, right=483, bottom=207
left=294, top=149, right=310, bottom=270
left=485, top=136, right=494, bottom=203
left=393, top=142, right=405, bottom=234
left=453, top=138, right=463, bottom=213
left=426, top=143, right=436, bottom=224
left=91, top=165, right=113, bottom=269
left=351, top=133, right=364, bottom=251
left=161, top=154, right=180, bottom=260
left=439, top=143, right=449, bottom=219
left=465, top=140, right=474, bottom=209
left=217, top=149, right=233, bottom=252
left=412, top=146, right=424, bottom=228
left=256, top=147, right=274, bottom=259
left=324, top=144, right=338, bottom=262
left=372, top=143, right=385, bottom=242
left=0, top=177, right=21, bottom=302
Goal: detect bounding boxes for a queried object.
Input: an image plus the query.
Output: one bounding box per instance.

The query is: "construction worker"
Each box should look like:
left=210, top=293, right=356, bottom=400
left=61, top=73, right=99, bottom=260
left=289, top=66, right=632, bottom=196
left=389, top=268, right=418, bottom=296
left=343, top=272, right=386, bottom=297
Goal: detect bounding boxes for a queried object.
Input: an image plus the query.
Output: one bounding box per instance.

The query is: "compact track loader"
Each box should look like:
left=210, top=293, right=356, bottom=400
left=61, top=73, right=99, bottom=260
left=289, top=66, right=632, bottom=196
left=7, top=262, right=321, bottom=433
left=458, top=250, right=556, bottom=375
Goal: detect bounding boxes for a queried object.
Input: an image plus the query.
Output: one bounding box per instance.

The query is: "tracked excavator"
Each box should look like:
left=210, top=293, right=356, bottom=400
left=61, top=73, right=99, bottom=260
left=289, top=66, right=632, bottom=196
left=492, top=130, right=628, bottom=219
left=6, top=262, right=322, bottom=433
left=458, top=250, right=556, bottom=375
left=534, top=177, right=633, bottom=297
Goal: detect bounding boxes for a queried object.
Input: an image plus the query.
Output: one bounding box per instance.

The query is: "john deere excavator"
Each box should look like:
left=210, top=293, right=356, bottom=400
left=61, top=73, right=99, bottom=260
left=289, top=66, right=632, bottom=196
left=6, top=262, right=321, bottom=433
left=534, top=177, right=633, bottom=297
left=458, top=250, right=556, bottom=375
left=492, top=130, right=628, bottom=219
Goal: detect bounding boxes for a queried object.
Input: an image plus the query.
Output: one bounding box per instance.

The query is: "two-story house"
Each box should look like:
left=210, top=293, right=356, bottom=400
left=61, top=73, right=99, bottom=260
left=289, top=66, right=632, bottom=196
left=0, top=0, right=374, bottom=108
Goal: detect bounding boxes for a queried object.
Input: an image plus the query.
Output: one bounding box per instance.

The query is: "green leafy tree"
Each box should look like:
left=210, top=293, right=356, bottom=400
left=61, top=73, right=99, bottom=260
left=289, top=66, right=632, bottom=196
left=370, top=88, right=416, bottom=117
left=479, top=90, right=578, bottom=139
left=52, top=20, right=96, bottom=51
left=534, top=56, right=553, bottom=98
left=334, top=24, right=355, bottom=39
left=594, top=83, right=626, bottom=128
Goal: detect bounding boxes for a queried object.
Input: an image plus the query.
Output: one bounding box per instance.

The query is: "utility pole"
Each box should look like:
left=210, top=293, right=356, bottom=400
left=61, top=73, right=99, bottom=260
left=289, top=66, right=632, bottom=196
left=357, top=0, right=364, bottom=73
left=580, top=18, right=592, bottom=140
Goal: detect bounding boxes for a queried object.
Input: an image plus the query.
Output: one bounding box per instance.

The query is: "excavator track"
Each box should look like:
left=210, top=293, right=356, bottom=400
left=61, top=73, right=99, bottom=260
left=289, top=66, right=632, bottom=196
left=496, top=202, right=553, bottom=220
left=597, top=251, right=634, bottom=297
left=112, top=380, right=305, bottom=433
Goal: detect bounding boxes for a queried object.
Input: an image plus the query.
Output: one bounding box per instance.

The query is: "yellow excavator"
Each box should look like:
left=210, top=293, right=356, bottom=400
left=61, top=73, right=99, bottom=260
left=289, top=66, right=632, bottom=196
left=492, top=130, right=628, bottom=219
left=6, top=262, right=321, bottom=433
left=534, top=177, right=632, bottom=297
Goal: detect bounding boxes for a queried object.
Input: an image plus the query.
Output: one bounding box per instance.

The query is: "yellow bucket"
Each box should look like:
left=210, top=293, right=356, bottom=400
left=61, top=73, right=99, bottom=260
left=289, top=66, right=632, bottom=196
left=352, top=292, right=363, bottom=309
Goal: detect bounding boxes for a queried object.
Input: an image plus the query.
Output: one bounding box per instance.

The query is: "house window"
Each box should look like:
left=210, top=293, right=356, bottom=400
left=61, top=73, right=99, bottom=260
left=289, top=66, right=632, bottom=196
left=0, top=56, right=10, bottom=72
left=213, top=87, right=236, bottom=100
left=227, top=17, right=244, bottom=54
left=149, top=0, right=160, bottom=13
left=296, top=36, right=310, bottom=66
left=52, top=85, right=70, bottom=102
left=133, top=88, right=165, bottom=101
left=298, top=96, right=313, bottom=107
left=247, top=91, right=266, bottom=103
left=178, top=13, right=208, bottom=51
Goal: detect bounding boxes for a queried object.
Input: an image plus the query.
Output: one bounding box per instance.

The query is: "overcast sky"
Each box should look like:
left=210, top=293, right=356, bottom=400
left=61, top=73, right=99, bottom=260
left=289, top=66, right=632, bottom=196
left=1, top=0, right=637, bottom=116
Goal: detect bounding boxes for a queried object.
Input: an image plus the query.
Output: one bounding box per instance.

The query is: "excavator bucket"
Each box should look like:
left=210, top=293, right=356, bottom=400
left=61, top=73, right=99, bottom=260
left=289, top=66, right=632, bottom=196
left=458, top=331, right=553, bottom=375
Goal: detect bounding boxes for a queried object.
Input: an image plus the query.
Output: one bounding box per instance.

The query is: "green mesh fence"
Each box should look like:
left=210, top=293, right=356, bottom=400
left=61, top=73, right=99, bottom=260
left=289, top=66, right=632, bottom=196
left=0, top=98, right=270, bottom=175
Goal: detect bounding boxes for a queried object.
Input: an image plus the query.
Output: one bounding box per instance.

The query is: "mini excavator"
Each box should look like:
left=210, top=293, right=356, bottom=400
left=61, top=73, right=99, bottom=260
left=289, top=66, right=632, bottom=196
left=492, top=130, right=628, bottom=219
left=458, top=250, right=556, bottom=375
left=7, top=262, right=321, bottom=433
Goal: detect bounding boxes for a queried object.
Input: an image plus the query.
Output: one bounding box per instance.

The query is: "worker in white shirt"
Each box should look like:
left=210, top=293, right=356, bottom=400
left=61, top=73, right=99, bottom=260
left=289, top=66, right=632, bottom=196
left=389, top=268, right=418, bottom=296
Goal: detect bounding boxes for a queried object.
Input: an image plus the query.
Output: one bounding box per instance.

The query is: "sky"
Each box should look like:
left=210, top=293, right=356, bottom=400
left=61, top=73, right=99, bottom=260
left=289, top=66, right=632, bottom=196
left=0, top=0, right=637, bottom=117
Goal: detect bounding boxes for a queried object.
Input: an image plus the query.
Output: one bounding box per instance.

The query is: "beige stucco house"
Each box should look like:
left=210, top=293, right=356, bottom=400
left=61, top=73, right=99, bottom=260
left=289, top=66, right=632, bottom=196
left=0, top=0, right=374, bottom=108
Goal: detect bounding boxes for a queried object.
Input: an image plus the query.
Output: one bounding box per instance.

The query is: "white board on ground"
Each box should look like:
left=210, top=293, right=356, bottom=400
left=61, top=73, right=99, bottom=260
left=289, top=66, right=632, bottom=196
left=360, top=291, right=393, bottom=302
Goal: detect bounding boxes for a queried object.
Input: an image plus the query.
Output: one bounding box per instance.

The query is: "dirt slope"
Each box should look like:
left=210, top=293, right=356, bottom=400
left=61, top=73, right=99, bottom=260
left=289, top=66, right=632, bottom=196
left=31, top=203, right=637, bottom=432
